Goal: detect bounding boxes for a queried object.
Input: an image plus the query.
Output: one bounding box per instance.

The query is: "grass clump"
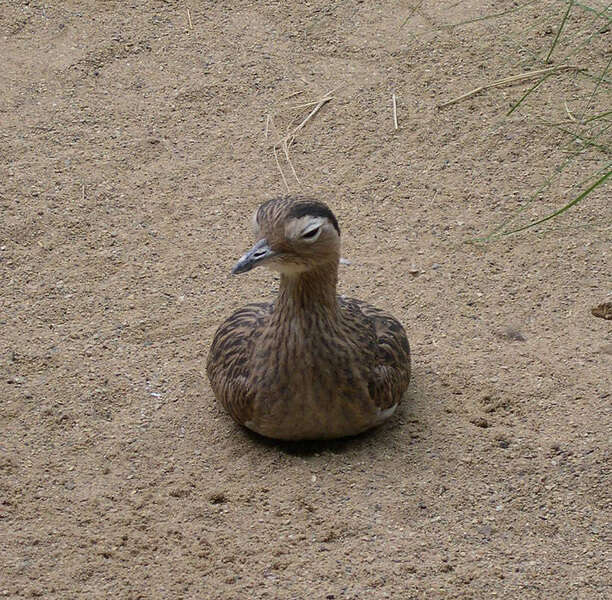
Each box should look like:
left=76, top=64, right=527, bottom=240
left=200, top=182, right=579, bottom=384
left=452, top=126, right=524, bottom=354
left=439, top=1, right=611, bottom=239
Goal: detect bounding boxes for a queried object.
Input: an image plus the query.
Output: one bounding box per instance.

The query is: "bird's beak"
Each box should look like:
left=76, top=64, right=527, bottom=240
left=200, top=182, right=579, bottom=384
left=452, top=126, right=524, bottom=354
left=231, top=238, right=275, bottom=275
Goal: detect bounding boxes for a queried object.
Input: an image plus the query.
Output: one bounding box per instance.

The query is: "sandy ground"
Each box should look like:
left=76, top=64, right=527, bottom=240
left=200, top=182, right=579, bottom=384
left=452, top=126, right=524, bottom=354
left=1, top=1, right=611, bottom=598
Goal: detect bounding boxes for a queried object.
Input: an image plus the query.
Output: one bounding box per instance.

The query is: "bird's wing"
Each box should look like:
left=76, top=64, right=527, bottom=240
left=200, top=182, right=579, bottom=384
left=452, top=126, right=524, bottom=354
left=339, top=296, right=411, bottom=410
left=206, top=302, right=271, bottom=425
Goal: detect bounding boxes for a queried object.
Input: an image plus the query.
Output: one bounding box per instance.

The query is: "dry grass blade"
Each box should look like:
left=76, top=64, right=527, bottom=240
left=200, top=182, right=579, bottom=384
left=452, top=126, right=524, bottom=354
left=438, top=64, right=582, bottom=109
left=283, top=138, right=301, bottom=186
left=399, top=0, right=424, bottom=29
left=278, top=90, right=304, bottom=101
left=284, top=94, right=333, bottom=148
left=267, top=91, right=334, bottom=189
left=287, top=99, right=333, bottom=111
left=264, top=114, right=271, bottom=139
left=564, top=100, right=577, bottom=122
left=273, top=145, right=290, bottom=193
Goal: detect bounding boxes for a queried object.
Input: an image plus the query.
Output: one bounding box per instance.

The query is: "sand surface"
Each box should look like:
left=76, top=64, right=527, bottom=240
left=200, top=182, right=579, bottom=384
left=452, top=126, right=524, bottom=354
left=1, top=1, right=610, bottom=598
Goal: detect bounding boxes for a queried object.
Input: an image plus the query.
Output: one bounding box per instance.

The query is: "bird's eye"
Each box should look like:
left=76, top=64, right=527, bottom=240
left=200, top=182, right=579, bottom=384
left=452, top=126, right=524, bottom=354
left=301, top=227, right=320, bottom=240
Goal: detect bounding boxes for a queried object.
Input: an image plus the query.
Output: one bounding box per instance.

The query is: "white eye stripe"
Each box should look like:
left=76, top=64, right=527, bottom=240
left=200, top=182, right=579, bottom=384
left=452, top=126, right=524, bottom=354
left=285, top=215, right=325, bottom=241
left=251, top=210, right=260, bottom=234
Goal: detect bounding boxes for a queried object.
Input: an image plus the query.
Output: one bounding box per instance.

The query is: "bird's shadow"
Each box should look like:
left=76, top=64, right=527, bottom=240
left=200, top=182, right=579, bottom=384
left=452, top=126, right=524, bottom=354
left=240, top=397, right=419, bottom=457
left=242, top=426, right=383, bottom=456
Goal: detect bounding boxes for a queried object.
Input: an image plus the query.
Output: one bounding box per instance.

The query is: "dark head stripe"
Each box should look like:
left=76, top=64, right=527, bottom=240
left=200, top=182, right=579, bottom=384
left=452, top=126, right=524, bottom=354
left=288, top=201, right=340, bottom=235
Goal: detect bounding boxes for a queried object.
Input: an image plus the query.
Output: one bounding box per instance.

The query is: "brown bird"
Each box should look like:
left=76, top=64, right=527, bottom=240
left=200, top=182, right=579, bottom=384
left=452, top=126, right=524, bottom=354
left=206, top=196, right=411, bottom=440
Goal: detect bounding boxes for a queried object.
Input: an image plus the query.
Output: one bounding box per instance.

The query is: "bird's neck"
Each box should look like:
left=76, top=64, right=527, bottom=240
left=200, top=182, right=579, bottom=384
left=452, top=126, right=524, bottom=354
left=275, top=262, right=339, bottom=319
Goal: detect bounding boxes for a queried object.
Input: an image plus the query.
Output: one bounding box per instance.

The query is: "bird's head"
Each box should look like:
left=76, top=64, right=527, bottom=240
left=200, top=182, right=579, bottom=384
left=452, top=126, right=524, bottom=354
left=232, top=196, right=341, bottom=276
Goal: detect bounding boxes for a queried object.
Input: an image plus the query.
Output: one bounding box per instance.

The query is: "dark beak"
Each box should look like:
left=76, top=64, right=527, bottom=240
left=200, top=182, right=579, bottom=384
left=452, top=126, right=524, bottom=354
left=231, top=238, right=274, bottom=275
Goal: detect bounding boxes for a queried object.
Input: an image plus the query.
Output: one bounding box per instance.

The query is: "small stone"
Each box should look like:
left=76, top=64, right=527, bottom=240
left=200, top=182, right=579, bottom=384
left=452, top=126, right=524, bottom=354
left=470, top=416, right=489, bottom=428
left=478, top=525, right=494, bottom=537
left=500, top=327, right=526, bottom=342
left=209, top=491, right=227, bottom=504
left=591, top=302, right=612, bottom=320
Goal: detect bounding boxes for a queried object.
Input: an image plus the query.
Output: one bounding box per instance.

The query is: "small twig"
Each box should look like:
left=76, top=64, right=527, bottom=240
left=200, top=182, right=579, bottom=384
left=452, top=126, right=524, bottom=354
left=264, top=114, right=271, bottom=139
left=437, top=65, right=582, bottom=109
left=278, top=90, right=304, bottom=101
left=186, top=8, right=193, bottom=30
left=392, top=93, right=398, bottom=130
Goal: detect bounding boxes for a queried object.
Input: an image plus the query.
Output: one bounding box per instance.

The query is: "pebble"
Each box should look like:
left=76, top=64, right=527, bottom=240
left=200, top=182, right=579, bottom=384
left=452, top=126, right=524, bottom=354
left=470, top=416, right=490, bottom=428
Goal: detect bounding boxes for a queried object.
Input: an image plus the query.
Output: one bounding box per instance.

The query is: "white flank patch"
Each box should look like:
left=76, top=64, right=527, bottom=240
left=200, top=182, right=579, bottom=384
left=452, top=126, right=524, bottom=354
left=375, top=403, right=398, bottom=424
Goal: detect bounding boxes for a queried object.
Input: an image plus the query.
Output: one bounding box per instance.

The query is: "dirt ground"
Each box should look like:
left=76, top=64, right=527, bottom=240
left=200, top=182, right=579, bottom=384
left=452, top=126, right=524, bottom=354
left=1, top=1, right=610, bottom=599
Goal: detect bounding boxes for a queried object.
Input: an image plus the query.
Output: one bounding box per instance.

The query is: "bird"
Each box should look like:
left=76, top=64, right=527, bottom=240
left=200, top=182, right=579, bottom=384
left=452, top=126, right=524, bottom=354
left=206, top=195, right=411, bottom=441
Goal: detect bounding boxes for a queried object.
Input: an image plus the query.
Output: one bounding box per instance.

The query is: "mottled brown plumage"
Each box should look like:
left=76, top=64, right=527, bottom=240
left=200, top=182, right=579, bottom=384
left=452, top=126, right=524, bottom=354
left=207, top=196, right=411, bottom=440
